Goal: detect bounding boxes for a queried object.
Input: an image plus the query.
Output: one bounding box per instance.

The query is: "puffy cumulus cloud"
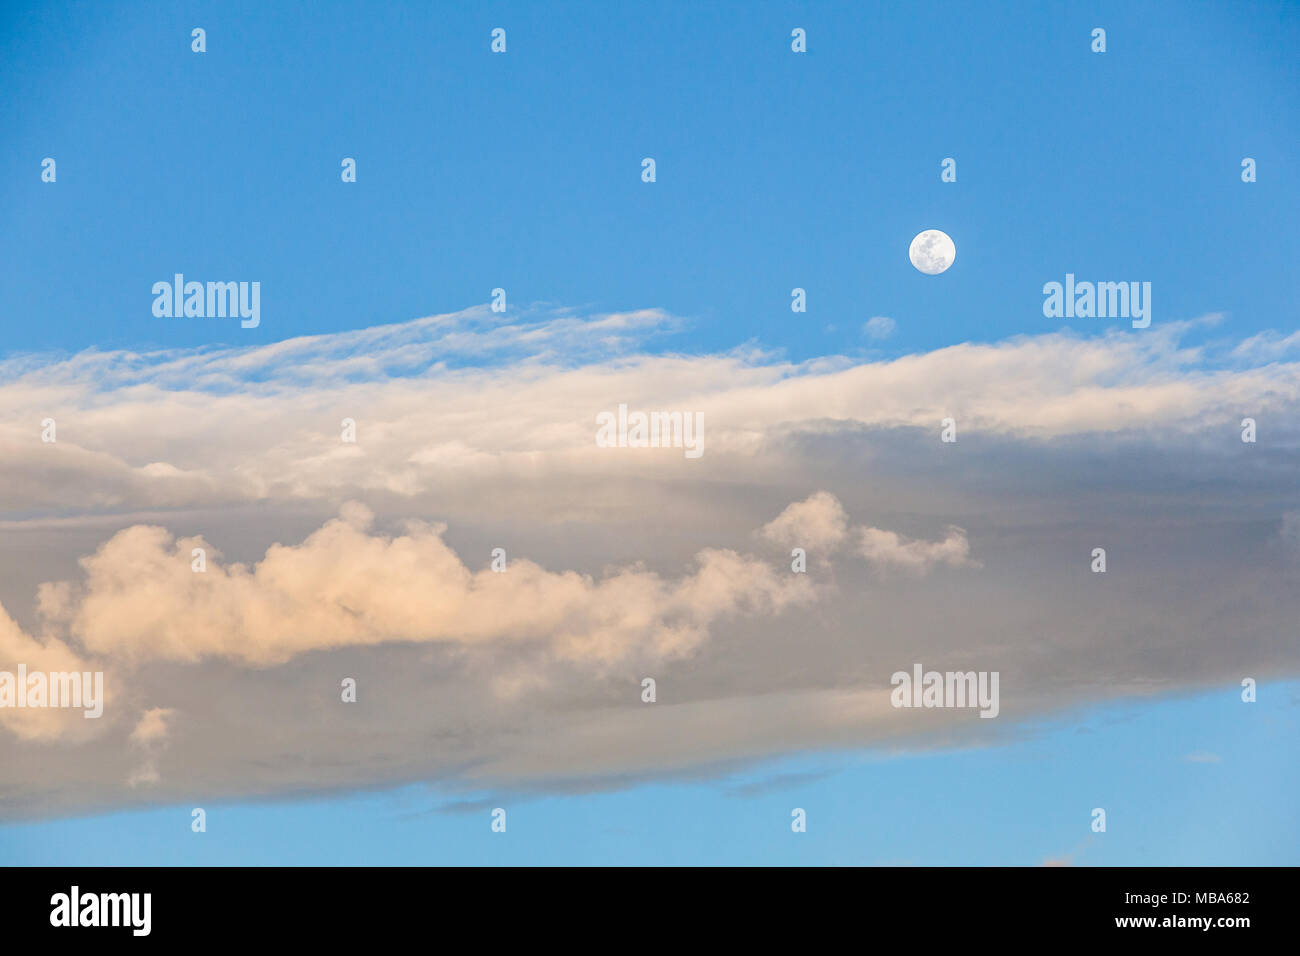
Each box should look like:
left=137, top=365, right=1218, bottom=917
left=34, top=500, right=828, bottom=671
left=857, top=525, right=976, bottom=574
left=759, top=492, right=977, bottom=575
left=0, top=603, right=106, bottom=743
left=759, top=491, right=849, bottom=553
left=3, top=488, right=969, bottom=758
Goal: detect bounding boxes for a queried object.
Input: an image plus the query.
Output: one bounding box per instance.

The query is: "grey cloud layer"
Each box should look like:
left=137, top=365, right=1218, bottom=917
left=0, top=306, right=1296, bottom=819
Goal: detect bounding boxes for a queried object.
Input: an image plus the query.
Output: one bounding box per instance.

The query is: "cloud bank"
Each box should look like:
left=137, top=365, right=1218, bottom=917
left=1, top=305, right=1296, bottom=819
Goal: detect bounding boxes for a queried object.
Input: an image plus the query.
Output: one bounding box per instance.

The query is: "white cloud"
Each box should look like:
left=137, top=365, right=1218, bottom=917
left=0, top=603, right=103, bottom=742
left=759, top=491, right=849, bottom=553
left=863, top=316, right=896, bottom=339
left=1231, top=329, right=1300, bottom=362
left=856, top=525, right=976, bottom=574
left=129, top=707, right=174, bottom=745
left=35, top=504, right=816, bottom=670
left=0, top=310, right=1296, bottom=522
left=1, top=305, right=1298, bottom=818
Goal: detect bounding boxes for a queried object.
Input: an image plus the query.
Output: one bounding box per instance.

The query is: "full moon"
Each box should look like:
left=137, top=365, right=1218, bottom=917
left=908, top=229, right=956, bottom=275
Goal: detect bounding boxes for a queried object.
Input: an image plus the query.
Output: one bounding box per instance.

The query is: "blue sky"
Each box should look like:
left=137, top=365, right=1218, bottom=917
left=1, top=1, right=1297, bottom=866
left=4, top=682, right=1297, bottom=866
left=3, top=0, right=1297, bottom=359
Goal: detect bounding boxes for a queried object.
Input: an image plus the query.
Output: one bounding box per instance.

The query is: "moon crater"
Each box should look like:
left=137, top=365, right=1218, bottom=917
left=909, top=230, right=956, bottom=275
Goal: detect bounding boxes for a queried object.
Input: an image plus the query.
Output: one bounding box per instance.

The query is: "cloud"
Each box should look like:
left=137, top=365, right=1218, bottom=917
left=760, top=491, right=977, bottom=574
left=724, top=770, right=834, bottom=798
left=863, top=316, right=896, bottom=339
left=1281, top=512, right=1300, bottom=556
left=129, top=707, right=174, bottom=745
left=0, top=309, right=1297, bottom=522
left=857, top=525, right=976, bottom=574
left=0, top=603, right=103, bottom=742
left=759, top=491, right=849, bottom=553
left=1231, top=329, right=1300, bottom=362
left=34, top=503, right=816, bottom=670
left=1, top=305, right=1298, bottom=820
left=10, top=490, right=973, bottom=690
left=125, top=707, right=175, bottom=788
